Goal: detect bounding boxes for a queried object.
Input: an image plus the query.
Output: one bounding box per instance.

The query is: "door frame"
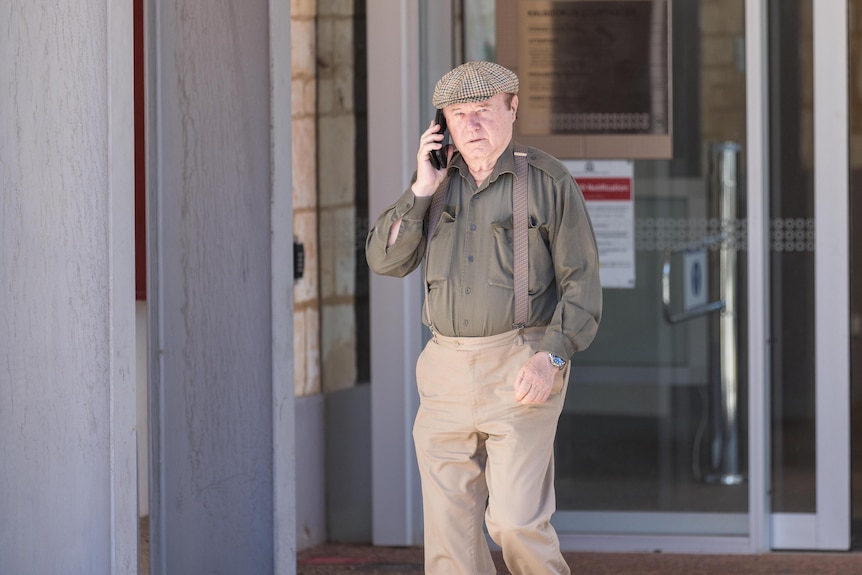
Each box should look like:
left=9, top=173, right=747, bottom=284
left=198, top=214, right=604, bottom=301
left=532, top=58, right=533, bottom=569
left=770, top=0, right=851, bottom=551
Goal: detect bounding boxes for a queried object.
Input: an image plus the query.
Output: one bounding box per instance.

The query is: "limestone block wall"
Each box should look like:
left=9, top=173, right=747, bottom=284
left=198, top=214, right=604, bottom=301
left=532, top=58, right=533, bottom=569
left=318, top=0, right=359, bottom=394
left=292, top=0, right=361, bottom=397
left=292, top=0, right=321, bottom=397
left=700, top=0, right=747, bottom=150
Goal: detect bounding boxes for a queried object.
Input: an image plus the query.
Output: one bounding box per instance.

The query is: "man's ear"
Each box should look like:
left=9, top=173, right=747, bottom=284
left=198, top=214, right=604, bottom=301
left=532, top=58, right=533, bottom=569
left=511, top=95, right=519, bottom=120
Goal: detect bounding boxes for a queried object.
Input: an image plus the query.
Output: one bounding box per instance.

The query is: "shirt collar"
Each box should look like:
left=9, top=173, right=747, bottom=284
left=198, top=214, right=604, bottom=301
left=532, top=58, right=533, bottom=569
left=449, top=140, right=517, bottom=189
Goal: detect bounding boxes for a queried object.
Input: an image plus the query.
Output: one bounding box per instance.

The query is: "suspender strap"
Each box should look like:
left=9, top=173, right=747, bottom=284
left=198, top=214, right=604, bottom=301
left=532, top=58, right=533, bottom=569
left=423, top=144, right=530, bottom=331
left=512, top=143, right=529, bottom=329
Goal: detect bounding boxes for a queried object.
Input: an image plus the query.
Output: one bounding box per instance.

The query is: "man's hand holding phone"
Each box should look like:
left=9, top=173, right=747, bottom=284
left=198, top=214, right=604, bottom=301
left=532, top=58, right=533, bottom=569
left=412, top=110, right=451, bottom=198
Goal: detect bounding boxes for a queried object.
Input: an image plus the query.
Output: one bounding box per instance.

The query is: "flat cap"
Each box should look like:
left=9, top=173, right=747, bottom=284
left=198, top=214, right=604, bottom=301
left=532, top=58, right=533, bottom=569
left=432, top=61, right=519, bottom=109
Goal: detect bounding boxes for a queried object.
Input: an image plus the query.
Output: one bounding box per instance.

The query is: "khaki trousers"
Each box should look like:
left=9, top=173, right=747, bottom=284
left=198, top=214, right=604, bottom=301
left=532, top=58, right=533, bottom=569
left=413, top=327, right=570, bottom=575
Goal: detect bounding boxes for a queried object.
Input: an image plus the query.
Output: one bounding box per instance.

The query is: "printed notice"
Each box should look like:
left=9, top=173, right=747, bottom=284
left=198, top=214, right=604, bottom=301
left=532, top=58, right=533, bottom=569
left=564, top=160, right=635, bottom=288
left=517, top=0, right=669, bottom=137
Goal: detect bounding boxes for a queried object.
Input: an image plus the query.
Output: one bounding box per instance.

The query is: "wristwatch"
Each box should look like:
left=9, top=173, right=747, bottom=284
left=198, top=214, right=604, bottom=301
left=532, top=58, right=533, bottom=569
left=548, top=353, right=567, bottom=370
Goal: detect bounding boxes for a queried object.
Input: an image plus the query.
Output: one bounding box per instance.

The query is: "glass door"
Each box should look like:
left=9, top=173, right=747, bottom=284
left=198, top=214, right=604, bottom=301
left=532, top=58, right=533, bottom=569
left=456, top=0, right=849, bottom=550
left=462, top=0, right=765, bottom=550
left=545, top=0, right=756, bottom=549
left=412, top=0, right=855, bottom=551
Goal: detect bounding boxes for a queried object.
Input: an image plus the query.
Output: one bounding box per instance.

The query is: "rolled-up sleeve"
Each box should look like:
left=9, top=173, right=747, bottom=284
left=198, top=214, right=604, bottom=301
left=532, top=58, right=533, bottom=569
left=539, top=174, right=603, bottom=360
left=365, top=185, right=434, bottom=278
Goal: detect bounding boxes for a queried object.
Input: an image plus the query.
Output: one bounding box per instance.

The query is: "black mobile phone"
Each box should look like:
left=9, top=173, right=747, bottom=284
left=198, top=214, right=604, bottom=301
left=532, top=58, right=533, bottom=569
left=429, top=109, right=449, bottom=170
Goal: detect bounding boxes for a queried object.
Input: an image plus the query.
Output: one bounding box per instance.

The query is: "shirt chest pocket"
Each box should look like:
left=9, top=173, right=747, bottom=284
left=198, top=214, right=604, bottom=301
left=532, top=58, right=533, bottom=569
left=488, top=216, right=554, bottom=294
left=425, top=211, right=457, bottom=284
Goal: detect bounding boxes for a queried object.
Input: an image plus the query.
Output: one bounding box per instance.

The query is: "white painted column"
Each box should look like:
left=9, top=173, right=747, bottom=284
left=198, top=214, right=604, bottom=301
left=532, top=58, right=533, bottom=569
left=367, top=0, right=424, bottom=547
left=147, top=0, right=294, bottom=572
left=745, top=0, right=770, bottom=553
left=813, top=0, right=850, bottom=550
left=366, top=0, right=454, bottom=547
left=0, top=1, right=137, bottom=573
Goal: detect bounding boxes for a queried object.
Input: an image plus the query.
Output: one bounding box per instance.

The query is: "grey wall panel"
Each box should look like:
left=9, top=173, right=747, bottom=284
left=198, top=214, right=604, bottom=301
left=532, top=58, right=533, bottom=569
left=149, top=0, right=280, bottom=571
left=296, top=394, right=326, bottom=549
left=0, top=1, right=137, bottom=573
left=326, top=385, right=372, bottom=542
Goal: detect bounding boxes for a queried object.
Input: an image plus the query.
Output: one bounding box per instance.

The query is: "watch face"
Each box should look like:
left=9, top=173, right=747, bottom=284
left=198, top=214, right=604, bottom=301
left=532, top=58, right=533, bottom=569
left=549, top=353, right=566, bottom=369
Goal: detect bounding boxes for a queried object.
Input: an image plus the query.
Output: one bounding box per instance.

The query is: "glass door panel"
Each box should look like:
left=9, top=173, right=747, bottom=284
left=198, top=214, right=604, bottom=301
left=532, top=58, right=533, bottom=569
left=554, top=0, right=749, bottom=534
left=768, top=0, right=816, bottom=517
left=465, top=0, right=753, bottom=542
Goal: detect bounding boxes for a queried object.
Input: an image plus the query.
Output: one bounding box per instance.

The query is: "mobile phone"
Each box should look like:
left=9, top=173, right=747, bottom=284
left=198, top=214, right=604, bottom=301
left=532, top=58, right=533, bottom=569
left=429, top=109, right=449, bottom=170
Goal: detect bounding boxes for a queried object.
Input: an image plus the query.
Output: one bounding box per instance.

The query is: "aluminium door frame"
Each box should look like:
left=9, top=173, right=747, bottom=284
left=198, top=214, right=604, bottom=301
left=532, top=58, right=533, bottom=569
left=770, top=0, right=851, bottom=551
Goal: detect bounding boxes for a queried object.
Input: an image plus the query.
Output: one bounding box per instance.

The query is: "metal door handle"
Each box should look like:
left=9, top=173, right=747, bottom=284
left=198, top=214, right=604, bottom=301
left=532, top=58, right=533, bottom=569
left=661, top=248, right=725, bottom=324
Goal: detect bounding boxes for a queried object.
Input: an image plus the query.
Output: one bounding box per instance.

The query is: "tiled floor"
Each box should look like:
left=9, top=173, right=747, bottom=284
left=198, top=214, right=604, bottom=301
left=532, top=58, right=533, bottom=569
left=138, top=517, right=862, bottom=574
left=297, top=543, right=862, bottom=575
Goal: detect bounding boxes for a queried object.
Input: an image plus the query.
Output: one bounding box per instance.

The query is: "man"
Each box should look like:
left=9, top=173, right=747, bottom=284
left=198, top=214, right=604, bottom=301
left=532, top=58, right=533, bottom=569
left=365, top=61, right=602, bottom=575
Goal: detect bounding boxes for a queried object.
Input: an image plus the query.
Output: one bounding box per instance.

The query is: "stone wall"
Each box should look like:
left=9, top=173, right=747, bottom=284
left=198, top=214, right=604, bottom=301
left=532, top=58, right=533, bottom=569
left=700, top=0, right=746, bottom=149
left=317, top=0, right=360, bottom=394
left=292, top=0, right=360, bottom=397
left=292, top=0, right=321, bottom=397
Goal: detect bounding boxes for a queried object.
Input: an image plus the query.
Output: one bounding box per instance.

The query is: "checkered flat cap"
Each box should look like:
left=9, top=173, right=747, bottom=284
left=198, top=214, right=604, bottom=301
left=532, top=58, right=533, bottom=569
left=432, top=61, right=519, bottom=109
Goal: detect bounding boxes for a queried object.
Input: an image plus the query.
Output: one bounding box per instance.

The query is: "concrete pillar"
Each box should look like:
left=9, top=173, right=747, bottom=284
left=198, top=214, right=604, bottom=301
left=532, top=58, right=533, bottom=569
left=147, top=0, right=295, bottom=572
left=0, top=1, right=137, bottom=573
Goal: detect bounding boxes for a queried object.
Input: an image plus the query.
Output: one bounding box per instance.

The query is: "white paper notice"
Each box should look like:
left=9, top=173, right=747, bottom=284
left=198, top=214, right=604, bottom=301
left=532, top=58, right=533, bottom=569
left=564, top=160, right=636, bottom=289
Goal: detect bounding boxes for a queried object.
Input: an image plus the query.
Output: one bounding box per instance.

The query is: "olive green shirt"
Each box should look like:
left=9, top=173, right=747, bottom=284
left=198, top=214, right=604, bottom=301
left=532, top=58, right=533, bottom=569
left=365, top=141, right=602, bottom=360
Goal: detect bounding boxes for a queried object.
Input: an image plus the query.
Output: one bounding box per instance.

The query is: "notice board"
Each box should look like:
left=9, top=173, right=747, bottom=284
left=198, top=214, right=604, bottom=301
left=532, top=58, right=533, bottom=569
left=497, top=0, right=672, bottom=159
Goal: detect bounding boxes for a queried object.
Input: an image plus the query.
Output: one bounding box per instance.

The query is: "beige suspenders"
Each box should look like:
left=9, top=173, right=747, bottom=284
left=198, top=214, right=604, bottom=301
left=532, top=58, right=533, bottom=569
left=424, top=143, right=530, bottom=331
left=511, top=144, right=529, bottom=329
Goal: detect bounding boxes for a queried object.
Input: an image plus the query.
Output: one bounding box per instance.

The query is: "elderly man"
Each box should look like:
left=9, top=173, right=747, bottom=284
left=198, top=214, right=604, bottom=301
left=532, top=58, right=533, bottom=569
left=365, top=61, right=602, bottom=575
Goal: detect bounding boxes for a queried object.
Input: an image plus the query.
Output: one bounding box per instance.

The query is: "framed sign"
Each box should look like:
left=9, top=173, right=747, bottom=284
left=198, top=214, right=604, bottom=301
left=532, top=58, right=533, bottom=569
left=497, top=0, right=672, bottom=159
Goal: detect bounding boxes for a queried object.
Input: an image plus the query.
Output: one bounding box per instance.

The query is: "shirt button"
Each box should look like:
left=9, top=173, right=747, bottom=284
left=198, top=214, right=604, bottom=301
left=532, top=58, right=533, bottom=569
left=463, top=320, right=469, bottom=327
left=465, top=287, right=471, bottom=294
left=467, top=256, right=474, bottom=263
left=470, top=224, right=477, bottom=231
